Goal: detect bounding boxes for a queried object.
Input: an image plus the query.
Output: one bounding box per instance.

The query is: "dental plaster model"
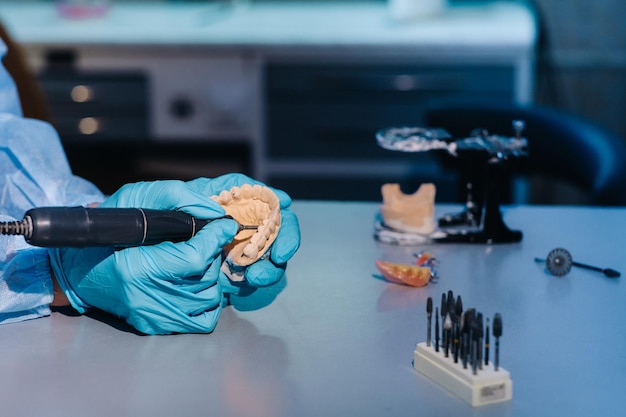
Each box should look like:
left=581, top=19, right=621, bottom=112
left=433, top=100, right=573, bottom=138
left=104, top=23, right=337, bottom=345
left=211, top=184, right=281, bottom=278
left=375, top=260, right=432, bottom=287
left=375, top=252, right=437, bottom=287
left=376, top=124, right=527, bottom=244
left=380, top=183, right=436, bottom=234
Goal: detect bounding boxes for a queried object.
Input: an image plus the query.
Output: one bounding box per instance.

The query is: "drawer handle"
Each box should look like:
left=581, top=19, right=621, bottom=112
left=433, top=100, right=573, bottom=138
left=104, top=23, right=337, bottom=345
left=78, top=117, right=100, bottom=135
left=71, top=85, right=94, bottom=103
left=314, top=74, right=461, bottom=92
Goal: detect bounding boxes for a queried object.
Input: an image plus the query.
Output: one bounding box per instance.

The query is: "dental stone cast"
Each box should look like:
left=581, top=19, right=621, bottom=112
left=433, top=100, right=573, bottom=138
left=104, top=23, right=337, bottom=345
left=380, top=183, right=437, bottom=234
left=211, top=183, right=281, bottom=267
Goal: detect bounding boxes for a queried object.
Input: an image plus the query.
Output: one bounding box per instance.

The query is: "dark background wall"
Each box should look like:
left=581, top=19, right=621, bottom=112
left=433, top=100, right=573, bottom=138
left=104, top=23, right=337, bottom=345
left=530, top=0, right=626, bottom=139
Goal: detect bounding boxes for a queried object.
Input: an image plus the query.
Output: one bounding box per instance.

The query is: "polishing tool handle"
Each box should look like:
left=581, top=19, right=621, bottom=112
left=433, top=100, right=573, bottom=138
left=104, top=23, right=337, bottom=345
left=24, top=207, right=211, bottom=248
left=571, top=261, right=621, bottom=278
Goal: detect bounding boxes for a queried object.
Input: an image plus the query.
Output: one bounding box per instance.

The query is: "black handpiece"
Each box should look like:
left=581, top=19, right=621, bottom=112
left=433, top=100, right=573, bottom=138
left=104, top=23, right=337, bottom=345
left=17, top=207, right=219, bottom=247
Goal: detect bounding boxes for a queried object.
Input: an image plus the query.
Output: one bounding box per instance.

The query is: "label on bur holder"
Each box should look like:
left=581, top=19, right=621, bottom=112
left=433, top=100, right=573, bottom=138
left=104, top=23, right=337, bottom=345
left=412, top=342, right=512, bottom=406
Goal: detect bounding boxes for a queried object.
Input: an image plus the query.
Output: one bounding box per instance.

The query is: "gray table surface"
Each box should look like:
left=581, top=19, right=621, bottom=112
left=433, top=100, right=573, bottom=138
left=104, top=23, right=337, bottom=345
left=0, top=201, right=624, bottom=417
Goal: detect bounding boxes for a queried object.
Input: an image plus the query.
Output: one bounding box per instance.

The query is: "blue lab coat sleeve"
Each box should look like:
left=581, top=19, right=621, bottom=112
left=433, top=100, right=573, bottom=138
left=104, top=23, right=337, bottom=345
left=0, top=39, right=105, bottom=324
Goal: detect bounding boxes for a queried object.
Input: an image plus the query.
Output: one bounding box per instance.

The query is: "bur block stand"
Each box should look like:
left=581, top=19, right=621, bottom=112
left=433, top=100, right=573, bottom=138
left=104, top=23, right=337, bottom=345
left=413, top=342, right=512, bottom=406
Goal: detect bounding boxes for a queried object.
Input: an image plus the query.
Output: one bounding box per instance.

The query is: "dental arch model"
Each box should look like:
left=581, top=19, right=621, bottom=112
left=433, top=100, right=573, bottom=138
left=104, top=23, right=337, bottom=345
left=380, top=183, right=437, bottom=235
left=211, top=184, right=281, bottom=279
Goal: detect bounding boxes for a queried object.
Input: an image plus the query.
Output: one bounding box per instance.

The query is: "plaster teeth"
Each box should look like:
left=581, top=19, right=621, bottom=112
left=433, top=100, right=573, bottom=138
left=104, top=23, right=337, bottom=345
left=240, top=183, right=254, bottom=199
left=218, top=189, right=231, bottom=204
left=263, top=218, right=276, bottom=234
left=243, top=244, right=259, bottom=259
left=210, top=183, right=282, bottom=266
left=230, top=186, right=242, bottom=200
left=380, top=183, right=436, bottom=235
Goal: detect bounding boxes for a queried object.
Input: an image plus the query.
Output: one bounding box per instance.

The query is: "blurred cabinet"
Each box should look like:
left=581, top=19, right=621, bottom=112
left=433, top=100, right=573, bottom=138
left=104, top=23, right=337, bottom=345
left=33, top=52, right=257, bottom=194
left=39, top=71, right=149, bottom=141
left=264, top=62, right=520, bottom=201
left=4, top=1, right=536, bottom=199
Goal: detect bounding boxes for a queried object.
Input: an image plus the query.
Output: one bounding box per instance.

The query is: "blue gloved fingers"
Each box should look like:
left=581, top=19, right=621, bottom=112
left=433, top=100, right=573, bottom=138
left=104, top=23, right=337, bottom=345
left=100, top=180, right=226, bottom=220
left=270, top=209, right=301, bottom=265
left=187, top=174, right=293, bottom=209
left=244, top=259, right=286, bottom=288
left=146, top=273, right=224, bottom=317
left=271, top=187, right=292, bottom=210
left=164, top=262, right=222, bottom=291
left=187, top=173, right=256, bottom=194
left=49, top=246, right=112, bottom=313
left=71, top=250, right=225, bottom=334
left=121, top=219, right=238, bottom=282
left=131, top=308, right=222, bottom=335
left=126, top=284, right=223, bottom=335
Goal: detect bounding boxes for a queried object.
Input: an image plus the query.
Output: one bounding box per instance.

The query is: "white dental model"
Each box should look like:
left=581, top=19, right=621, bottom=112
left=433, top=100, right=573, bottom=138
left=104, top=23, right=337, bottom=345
left=380, top=183, right=436, bottom=235
left=211, top=184, right=281, bottom=277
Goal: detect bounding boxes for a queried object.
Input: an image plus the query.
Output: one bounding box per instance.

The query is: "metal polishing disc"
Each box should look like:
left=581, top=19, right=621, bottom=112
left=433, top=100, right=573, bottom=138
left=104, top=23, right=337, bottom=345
left=545, top=248, right=573, bottom=276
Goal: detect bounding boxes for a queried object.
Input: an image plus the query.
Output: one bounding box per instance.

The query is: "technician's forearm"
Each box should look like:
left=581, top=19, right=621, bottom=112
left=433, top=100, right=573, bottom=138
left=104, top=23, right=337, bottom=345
left=50, top=269, right=70, bottom=307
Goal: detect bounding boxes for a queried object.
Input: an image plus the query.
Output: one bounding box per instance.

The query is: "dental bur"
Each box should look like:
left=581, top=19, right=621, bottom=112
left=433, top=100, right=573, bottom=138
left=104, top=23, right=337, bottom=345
left=493, top=313, right=503, bottom=371
left=426, top=297, right=433, bottom=347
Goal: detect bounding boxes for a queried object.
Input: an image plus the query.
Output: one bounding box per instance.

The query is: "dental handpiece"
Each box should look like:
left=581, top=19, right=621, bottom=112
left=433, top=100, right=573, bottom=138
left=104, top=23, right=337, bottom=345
left=0, top=206, right=257, bottom=248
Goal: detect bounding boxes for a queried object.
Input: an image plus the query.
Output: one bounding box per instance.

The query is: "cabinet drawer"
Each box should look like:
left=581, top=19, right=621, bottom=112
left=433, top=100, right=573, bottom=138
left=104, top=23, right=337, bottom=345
left=51, top=116, right=148, bottom=140
left=268, top=101, right=439, bottom=158
left=267, top=64, right=514, bottom=95
left=37, top=71, right=149, bottom=141
left=265, top=64, right=514, bottom=159
left=269, top=173, right=461, bottom=202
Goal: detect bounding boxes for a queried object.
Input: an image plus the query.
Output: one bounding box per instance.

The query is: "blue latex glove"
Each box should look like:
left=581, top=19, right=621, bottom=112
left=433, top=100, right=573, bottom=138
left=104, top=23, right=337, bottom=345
left=187, top=174, right=301, bottom=292
left=49, top=180, right=238, bottom=334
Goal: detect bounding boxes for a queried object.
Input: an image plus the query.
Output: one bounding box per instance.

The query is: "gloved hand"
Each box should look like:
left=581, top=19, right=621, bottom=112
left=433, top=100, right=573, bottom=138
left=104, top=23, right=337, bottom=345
left=49, top=180, right=238, bottom=334
left=187, top=174, right=301, bottom=292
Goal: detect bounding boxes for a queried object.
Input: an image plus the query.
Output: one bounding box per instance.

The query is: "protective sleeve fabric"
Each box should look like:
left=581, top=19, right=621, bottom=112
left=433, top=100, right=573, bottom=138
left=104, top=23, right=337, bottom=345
left=0, top=241, right=54, bottom=324
left=49, top=181, right=239, bottom=334
left=0, top=39, right=105, bottom=324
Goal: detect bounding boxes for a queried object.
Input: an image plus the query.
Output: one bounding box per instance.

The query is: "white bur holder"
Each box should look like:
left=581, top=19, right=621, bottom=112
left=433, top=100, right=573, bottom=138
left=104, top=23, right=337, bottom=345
left=413, top=342, right=512, bottom=406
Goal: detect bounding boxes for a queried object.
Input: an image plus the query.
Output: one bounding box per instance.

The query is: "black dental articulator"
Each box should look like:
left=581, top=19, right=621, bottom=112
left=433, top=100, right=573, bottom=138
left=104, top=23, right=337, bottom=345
left=375, top=120, right=528, bottom=244
left=0, top=207, right=256, bottom=248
